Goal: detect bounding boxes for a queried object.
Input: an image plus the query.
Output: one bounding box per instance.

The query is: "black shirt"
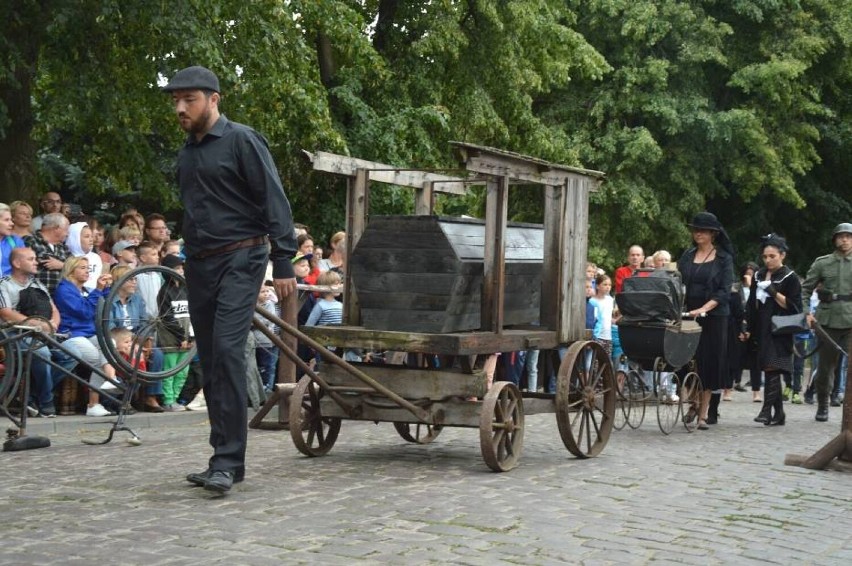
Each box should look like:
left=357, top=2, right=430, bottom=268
left=177, top=115, right=296, bottom=279
left=677, top=247, right=733, bottom=316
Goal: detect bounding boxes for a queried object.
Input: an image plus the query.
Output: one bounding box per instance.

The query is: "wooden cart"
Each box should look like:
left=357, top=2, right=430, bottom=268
left=262, top=143, right=614, bottom=471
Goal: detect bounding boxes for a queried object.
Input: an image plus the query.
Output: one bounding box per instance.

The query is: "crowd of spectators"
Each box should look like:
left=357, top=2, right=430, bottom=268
left=0, top=192, right=348, bottom=419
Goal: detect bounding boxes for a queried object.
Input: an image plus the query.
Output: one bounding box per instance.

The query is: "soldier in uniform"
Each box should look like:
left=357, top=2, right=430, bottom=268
left=801, top=222, right=852, bottom=422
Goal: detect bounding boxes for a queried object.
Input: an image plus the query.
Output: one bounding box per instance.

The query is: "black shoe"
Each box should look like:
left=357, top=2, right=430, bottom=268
left=804, top=391, right=814, bottom=405
left=766, top=412, right=786, bottom=426
left=40, top=404, right=56, bottom=418
left=753, top=407, right=772, bottom=424
left=830, top=396, right=841, bottom=407
left=186, top=468, right=244, bottom=487
left=706, top=414, right=718, bottom=425
left=734, top=384, right=747, bottom=392
left=815, top=406, right=829, bottom=422
left=204, top=471, right=234, bottom=493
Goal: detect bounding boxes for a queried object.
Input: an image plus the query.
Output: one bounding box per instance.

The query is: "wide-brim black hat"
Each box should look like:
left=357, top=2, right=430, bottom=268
left=687, top=211, right=722, bottom=231
left=162, top=66, right=220, bottom=93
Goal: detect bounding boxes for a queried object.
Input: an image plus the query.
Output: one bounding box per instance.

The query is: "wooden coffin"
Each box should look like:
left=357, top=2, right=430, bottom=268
left=350, top=215, right=543, bottom=333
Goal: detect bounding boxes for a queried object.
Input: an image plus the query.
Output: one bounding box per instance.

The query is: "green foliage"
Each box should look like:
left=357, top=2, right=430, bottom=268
left=0, top=0, right=849, bottom=272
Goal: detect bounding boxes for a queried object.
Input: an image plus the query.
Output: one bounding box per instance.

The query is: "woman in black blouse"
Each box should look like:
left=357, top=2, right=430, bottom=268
left=745, top=234, right=802, bottom=426
left=677, top=212, right=734, bottom=430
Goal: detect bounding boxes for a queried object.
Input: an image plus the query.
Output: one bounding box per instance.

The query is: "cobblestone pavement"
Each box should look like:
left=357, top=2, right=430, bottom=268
left=2, top=393, right=851, bottom=565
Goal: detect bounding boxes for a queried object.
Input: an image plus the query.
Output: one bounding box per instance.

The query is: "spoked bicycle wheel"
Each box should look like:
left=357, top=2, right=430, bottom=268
left=96, top=265, right=196, bottom=381
left=0, top=327, right=23, bottom=404
left=624, top=369, right=646, bottom=429
left=679, top=372, right=703, bottom=432
left=613, top=370, right=630, bottom=431
left=656, top=370, right=681, bottom=435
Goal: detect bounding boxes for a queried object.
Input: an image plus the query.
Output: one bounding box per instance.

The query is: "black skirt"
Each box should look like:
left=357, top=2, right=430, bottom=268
left=695, top=315, right=728, bottom=391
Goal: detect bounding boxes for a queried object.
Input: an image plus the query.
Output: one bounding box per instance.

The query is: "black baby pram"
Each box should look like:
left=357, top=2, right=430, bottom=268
left=614, top=269, right=703, bottom=433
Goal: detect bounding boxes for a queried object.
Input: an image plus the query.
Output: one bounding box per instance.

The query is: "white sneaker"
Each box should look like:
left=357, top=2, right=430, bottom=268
left=101, top=380, right=118, bottom=390
left=668, top=392, right=680, bottom=403
left=86, top=403, right=112, bottom=417
left=186, top=393, right=206, bottom=411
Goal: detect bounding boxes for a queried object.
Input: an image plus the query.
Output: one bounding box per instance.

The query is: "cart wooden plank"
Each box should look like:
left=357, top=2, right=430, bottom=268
left=300, top=326, right=559, bottom=355
left=320, top=364, right=487, bottom=399
left=320, top=397, right=481, bottom=427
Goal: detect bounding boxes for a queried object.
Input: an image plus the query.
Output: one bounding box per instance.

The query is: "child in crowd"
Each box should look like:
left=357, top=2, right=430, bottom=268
left=118, top=224, right=142, bottom=245
left=65, top=221, right=103, bottom=290
left=588, top=274, right=618, bottom=358
left=135, top=242, right=163, bottom=319
left=253, top=282, right=280, bottom=393
left=306, top=270, right=343, bottom=327
left=585, top=278, right=598, bottom=332
left=305, top=270, right=344, bottom=368
left=112, top=327, right=144, bottom=373
left=292, top=252, right=316, bottom=375
left=160, top=239, right=183, bottom=259
left=112, top=240, right=137, bottom=267
left=157, top=254, right=192, bottom=411
left=586, top=262, right=598, bottom=291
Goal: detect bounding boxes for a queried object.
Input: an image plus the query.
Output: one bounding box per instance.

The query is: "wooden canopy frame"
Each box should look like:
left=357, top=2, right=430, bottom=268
left=304, top=143, right=605, bottom=343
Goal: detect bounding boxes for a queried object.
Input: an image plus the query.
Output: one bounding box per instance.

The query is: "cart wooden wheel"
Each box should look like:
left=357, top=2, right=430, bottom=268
left=624, top=369, right=646, bottom=429
left=289, top=376, right=341, bottom=457
left=394, top=422, right=443, bottom=444
left=556, top=341, right=615, bottom=458
left=679, top=372, right=703, bottom=432
left=479, top=381, right=524, bottom=472
left=613, top=370, right=630, bottom=431
left=656, top=370, right=680, bottom=435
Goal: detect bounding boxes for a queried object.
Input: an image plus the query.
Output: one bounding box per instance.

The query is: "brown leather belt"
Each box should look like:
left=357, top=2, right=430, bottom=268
left=193, top=235, right=268, bottom=259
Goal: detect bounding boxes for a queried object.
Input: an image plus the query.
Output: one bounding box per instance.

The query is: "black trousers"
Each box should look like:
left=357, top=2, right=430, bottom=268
left=186, top=245, right=267, bottom=475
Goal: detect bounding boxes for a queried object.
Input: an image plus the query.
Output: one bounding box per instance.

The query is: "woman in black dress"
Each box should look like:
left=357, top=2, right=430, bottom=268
left=745, top=234, right=802, bottom=426
left=677, top=212, right=734, bottom=430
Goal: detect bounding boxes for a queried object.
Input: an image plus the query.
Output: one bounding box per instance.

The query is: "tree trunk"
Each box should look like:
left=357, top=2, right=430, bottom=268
left=0, top=1, right=48, bottom=204
left=372, top=0, right=399, bottom=54
left=316, top=32, right=337, bottom=89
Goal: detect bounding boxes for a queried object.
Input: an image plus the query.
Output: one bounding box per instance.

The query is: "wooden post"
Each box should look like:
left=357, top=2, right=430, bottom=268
left=344, top=168, right=369, bottom=325
left=248, top=293, right=298, bottom=430
left=541, top=184, right=563, bottom=332
left=558, top=176, right=590, bottom=343
left=482, top=176, right=508, bottom=333
left=785, top=333, right=852, bottom=469
left=415, top=181, right=434, bottom=215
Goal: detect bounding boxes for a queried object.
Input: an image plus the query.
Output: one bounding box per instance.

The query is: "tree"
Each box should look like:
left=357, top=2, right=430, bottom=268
left=538, top=0, right=851, bottom=271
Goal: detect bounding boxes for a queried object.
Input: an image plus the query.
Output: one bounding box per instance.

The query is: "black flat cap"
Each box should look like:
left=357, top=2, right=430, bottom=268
left=162, top=66, right=220, bottom=93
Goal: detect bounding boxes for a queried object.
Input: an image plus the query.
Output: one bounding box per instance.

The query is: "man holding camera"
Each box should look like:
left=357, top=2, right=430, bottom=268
left=802, top=222, right=852, bottom=422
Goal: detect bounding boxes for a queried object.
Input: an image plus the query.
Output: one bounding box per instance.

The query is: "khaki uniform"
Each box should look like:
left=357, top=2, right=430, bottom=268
left=801, top=250, right=852, bottom=399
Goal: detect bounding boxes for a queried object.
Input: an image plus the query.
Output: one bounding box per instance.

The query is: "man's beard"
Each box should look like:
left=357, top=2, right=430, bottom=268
left=180, top=107, right=211, bottom=135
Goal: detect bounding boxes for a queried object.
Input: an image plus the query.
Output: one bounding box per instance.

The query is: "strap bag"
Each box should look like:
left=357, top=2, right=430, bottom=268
left=16, top=286, right=53, bottom=320
left=771, top=313, right=808, bottom=335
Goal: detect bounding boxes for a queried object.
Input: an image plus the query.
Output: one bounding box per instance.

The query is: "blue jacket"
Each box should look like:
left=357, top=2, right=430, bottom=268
left=0, top=235, right=25, bottom=276
left=109, top=292, right=149, bottom=332
left=54, top=279, right=110, bottom=338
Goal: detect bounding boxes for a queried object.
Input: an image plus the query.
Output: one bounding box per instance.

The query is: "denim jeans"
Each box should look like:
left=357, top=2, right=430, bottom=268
left=23, top=339, right=55, bottom=409
left=525, top=349, right=540, bottom=391
left=146, top=347, right=164, bottom=396
left=255, top=345, right=279, bottom=392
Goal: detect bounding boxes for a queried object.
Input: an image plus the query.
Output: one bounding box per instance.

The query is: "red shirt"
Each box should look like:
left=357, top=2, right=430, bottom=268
left=614, top=266, right=651, bottom=293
